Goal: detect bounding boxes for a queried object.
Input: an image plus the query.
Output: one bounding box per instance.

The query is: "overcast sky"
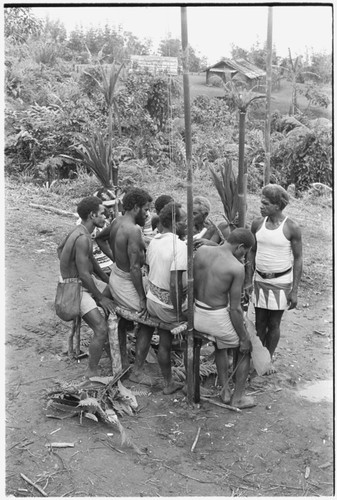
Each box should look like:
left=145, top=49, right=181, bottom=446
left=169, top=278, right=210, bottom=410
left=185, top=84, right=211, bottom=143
left=31, top=3, right=333, bottom=64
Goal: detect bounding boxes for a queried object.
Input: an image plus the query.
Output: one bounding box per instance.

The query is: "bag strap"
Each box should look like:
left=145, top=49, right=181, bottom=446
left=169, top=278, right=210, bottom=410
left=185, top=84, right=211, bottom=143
left=59, top=228, right=88, bottom=278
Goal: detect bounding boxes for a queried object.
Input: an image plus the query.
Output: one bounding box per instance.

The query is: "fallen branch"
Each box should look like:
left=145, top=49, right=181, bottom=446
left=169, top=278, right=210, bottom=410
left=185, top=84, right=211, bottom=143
left=29, top=203, right=77, bottom=218
left=162, top=463, right=214, bottom=484
left=200, top=396, right=242, bottom=413
left=20, top=473, right=47, bottom=497
left=190, top=426, right=201, bottom=452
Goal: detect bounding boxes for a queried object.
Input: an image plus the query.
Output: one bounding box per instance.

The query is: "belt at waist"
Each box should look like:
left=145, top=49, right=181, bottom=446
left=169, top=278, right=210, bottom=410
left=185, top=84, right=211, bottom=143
left=256, top=267, right=292, bottom=279
left=195, top=299, right=228, bottom=311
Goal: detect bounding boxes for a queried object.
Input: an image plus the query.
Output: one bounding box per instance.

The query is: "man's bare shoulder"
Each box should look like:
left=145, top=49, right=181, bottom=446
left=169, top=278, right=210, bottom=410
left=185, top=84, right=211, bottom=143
left=194, top=245, right=218, bottom=261
left=251, top=216, right=264, bottom=233
left=285, top=217, right=302, bottom=237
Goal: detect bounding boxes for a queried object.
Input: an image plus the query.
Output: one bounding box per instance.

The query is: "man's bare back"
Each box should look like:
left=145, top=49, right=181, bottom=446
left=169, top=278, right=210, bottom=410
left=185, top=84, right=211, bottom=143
left=194, top=245, right=244, bottom=308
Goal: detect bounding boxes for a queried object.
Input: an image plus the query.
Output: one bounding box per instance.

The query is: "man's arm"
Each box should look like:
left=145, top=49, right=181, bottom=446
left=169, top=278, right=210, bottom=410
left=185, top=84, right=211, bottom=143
left=90, top=254, right=109, bottom=284
left=243, top=219, right=259, bottom=296
left=288, top=221, right=303, bottom=309
left=170, top=270, right=184, bottom=321
left=228, top=266, right=252, bottom=353
left=75, top=236, right=114, bottom=315
left=127, top=228, right=147, bottom=315
left=95, top=224, right=114, bottom=262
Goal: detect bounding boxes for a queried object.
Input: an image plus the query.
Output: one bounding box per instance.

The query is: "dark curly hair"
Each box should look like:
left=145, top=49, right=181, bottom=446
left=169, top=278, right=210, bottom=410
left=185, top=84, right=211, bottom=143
left=122, top=188, right=153, bottom=211
left=154, top=194, right=174, bottom=214
left=159, top=202, right=182, bottom=229
left=227, top=228, right=255, bottom=249
left=77, top=196, right=102, bottom=220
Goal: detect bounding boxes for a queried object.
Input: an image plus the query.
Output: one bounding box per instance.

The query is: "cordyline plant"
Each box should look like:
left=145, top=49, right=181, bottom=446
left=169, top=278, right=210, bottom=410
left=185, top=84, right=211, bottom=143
left=223, top=79, right=266, bottom=227
left=74, top=131, right=112, bottom=188
left=73, top=132, right=133, bottom=216
left=84, top=44, right=124, bottom=138
left=209, top=158, right=239, bottom=230
left=75, top=45, right=126, bottom=214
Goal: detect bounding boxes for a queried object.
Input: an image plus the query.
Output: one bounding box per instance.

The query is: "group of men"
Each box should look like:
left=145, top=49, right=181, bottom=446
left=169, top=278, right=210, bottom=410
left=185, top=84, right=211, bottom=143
left=58, top=184, right=302, bottom=409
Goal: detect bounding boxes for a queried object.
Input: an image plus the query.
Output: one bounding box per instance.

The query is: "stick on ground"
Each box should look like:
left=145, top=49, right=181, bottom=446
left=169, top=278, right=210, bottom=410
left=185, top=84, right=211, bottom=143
left=200, top=396, right=242, bottom=412
left=190, top=426, right=201, bottom=452
left=20, top=473, right=48, bottom=497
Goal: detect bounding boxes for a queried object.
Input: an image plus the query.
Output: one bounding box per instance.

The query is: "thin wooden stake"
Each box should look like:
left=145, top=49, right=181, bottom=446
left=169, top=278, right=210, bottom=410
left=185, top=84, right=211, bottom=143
left=181, top=5, right=194, bottom=405
left=20, top=473, right=48, bottom=497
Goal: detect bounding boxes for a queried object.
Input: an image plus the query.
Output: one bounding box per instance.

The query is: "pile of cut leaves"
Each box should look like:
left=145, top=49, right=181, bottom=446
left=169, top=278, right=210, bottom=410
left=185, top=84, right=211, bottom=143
left=46, top=371, right=144, bottom=454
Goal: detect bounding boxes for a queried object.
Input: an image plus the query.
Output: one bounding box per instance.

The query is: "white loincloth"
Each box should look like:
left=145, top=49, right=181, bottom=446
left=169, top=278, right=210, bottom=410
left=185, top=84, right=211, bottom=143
left=193, top=300, right=240, bottom=350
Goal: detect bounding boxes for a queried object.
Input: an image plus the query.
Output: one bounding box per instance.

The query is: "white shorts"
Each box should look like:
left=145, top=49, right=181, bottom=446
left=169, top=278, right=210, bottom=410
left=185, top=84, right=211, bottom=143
left=81, top=275, right=109, bottom=317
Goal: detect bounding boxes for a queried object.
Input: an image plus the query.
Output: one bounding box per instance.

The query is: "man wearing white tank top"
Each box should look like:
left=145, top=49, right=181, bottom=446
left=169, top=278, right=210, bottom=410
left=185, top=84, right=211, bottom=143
left=248, top=184, right=302, bottom=368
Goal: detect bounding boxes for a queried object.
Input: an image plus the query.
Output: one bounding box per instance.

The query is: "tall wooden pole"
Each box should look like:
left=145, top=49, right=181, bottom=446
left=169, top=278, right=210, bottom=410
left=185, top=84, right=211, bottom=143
left=237, top=110, right=246, bottom=228
left=264, top=6, right=273, bottom=185
left=181, top=6, right=194, bottom=404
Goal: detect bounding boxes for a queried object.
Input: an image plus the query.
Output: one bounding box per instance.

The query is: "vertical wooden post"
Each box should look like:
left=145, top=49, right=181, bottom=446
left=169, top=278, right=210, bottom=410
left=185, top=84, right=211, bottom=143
left=181, top=6, right=194, bottom=404
left=264, top=6, right=273, bottom=185
left=238, top=110, right=246, bottom=228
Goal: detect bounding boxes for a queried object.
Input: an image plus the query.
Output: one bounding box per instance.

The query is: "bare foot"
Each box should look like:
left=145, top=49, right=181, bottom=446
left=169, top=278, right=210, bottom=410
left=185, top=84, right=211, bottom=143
left=163, top=381, right=184, bottom=395
left=219, top=386, right=232, bottom=404
left=85, top=368, right=100, bottom=379
left=263, top=364, right=277, bottom=375
left=231, top=395, right=257, bottom=409
left=129, top=371, right=158, bottom=386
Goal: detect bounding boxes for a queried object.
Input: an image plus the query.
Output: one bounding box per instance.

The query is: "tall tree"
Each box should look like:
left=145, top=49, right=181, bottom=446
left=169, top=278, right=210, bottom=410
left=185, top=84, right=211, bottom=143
left=42, top=18, right=67, bottom=43
left=5, top=7, right=42, bottom=43
left=159, top=37, right=181, bottom=58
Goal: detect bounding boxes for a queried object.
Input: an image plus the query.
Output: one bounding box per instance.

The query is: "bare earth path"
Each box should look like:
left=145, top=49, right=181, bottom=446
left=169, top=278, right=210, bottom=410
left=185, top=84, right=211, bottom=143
left=5, top=187, right=333, bottom=497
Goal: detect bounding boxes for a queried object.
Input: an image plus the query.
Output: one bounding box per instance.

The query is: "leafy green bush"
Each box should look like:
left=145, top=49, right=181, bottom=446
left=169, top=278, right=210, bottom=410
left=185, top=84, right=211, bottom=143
left=208, top=75, right=223, bottom=87
left=271, top=124, right=332, bottom=193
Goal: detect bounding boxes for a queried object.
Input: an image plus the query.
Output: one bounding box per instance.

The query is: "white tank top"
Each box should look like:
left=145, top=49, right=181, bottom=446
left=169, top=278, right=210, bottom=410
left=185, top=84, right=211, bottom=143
left=256, top=217, right=292, bottom=273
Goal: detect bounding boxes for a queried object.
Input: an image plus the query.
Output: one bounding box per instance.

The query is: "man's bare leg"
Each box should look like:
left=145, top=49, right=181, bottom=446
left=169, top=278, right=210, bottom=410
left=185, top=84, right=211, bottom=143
left=82, top=308, right=108, bottom=378
left=157, top=329, right=183, bottom=395
left=214, top=347, right=231, bottom=403
left=129, top=324, right=155, bottom=385
left=265, top=310, right=284, bottom=357
left=231, top=351, right=256, bottom=409
left=255, top=307, right=269, bottom=346
left=118, top=318, right=130, bottom=370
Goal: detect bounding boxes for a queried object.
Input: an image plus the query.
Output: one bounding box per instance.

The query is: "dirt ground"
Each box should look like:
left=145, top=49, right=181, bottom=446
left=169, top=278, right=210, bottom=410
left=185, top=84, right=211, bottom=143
left=5, top=186, right=334, bottom=497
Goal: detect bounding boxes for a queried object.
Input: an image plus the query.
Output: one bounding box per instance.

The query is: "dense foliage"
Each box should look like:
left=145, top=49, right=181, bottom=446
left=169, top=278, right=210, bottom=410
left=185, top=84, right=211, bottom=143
left=5, top=7, right=332, bottom=195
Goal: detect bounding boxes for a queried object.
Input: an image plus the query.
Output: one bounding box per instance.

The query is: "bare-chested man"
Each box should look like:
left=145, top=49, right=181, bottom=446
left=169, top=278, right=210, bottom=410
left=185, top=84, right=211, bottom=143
left=96, top=188, right=153, bottom=376
left=193, top=228, right=256, bottom=409
left=248, top=184, right=302, bottom=367
left=58, top=196, right=115, bottom=378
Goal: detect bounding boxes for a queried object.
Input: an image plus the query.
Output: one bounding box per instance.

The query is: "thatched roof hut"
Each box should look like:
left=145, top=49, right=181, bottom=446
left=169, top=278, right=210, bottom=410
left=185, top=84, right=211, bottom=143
left=205, top=58, right=266, bottom=90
